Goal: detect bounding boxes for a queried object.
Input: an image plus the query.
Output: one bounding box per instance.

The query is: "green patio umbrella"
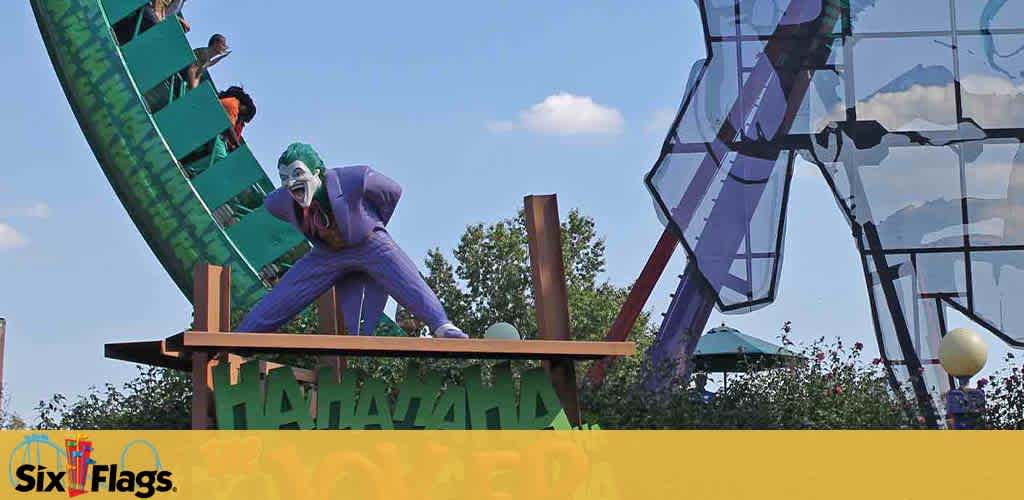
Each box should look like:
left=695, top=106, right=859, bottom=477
left=693, top=324, right=805, bottom=388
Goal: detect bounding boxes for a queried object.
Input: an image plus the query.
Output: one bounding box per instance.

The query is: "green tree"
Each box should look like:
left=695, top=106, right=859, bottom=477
left=352, top=207, right=654, bottom=386
left=35, top=366, right=191, bottom=430
left=423, top=208, right=648, bottom=344
left=1, top=389, right=27, bottom=429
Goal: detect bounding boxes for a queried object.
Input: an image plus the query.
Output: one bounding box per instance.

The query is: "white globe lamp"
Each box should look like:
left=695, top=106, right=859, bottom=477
left=484, top=322, right=521, bottom=340
left=939, top=328, right=988, bottom=387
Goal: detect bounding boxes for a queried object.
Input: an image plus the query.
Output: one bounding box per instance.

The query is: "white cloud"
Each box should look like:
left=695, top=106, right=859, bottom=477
left=960, top=74, right=1024, bottom=96
left=817, top=73, right=1024, bottom=131
left=0, top=223, right=27, bottom=250
left=488, top=92, right=624, bottom=136
left=1, top=202, right=52, bottom=219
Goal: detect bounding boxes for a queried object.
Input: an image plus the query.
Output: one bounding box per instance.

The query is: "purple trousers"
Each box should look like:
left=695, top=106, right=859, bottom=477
left=237, top=228, right=449, bottom=334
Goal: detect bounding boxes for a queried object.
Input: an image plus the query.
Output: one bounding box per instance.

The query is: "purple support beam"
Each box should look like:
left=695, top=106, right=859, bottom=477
left=642, top=0, right=842, bottom=391
left=642, top=263, right=717, bottom=391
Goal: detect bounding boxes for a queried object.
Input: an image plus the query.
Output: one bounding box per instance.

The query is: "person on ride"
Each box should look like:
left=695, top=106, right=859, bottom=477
left=113, top=0, right=190, bottom=43
left=187, top=34, right=230, bottom=89
left=146, top=0, right=190, bottom=33
left=217, top=86, right=255, bottom=151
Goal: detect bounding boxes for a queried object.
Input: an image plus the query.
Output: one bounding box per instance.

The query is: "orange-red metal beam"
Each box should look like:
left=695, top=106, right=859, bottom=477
left=586, top=228, right=677, bottom=386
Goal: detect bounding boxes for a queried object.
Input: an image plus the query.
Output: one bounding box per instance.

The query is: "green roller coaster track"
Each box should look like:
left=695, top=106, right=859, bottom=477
left=31, top=0, right=402, bottom=335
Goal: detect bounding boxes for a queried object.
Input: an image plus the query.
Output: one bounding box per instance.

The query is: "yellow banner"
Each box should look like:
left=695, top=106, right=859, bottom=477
left=0, top=431, right=1017, bottom=499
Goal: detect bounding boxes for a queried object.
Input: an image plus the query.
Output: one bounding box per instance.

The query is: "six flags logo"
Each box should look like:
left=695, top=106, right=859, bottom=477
left=10, top=435, right=174, bottom=498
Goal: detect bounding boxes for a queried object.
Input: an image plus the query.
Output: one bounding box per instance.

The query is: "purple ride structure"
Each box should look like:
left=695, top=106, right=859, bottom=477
left=632, top=0, right=1024, bottom=426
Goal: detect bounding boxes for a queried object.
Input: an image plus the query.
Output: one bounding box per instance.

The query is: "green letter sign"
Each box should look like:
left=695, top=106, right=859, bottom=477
left=212, top=361, right=584, bottom=430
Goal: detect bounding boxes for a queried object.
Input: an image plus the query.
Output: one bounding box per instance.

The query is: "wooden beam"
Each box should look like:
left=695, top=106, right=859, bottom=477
left=316, top=287, right=345, bottom=381
left=191, top=263, right=231, bottom=430
left=104, top=340, right=189, bottom=371
left=166, top=332, right=634, bottom=360
left=586, top=228, right=677, bottom=386
left=103, top=340, right=316, bottom=383
left=219, top=263, right=232, bottom=332
left=523, top=194, right=580, bottom=425
left=259, top=361, right=317, bottom=384
left=523, top=195, right=573, bottom=341
left=193, top=263, right=225, bottom=332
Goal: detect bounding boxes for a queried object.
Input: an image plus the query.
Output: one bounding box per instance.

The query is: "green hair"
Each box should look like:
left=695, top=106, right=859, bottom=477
left=278, top=142, right=324, bottom=172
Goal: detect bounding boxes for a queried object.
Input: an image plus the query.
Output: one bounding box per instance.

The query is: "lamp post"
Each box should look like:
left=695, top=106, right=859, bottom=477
left=938, top=328, right=989, bottom=430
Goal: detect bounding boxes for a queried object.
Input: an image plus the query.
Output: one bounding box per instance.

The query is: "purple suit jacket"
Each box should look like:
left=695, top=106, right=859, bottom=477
left=264, top=166, right=402, bottom=248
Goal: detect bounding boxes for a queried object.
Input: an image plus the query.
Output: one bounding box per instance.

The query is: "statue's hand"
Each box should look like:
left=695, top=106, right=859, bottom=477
left=432, top=323, right=469, bottom=339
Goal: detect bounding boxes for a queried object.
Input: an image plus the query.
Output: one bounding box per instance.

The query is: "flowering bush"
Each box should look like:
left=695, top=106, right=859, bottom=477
left=581, top=324, right=927, bottom=429
left=982, top=352, right=1024, bottom=429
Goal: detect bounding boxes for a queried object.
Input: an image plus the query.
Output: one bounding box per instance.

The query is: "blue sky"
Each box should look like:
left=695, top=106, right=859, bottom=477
left=1, top=1, right=1016, bottom=420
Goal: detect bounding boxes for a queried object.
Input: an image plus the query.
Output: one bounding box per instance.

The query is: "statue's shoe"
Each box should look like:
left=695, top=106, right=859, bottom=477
left=432, top=323, right=469, bottom=339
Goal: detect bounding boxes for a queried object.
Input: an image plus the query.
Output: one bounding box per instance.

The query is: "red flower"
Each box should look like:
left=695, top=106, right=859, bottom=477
left=854, top=342, right=864, bottom=351
left=815, top=352, right=826, bottom=361
left=916, top=416, right=926, bottom=425
left=833, top=385, right=843, bottom=395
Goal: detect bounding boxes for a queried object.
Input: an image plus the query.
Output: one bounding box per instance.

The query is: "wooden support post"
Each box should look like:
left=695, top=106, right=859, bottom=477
left=191, top=263, right=231, bottom=430
left=524, top=194, right=580, bottom=426
left=316, top=287, right=345, bottom=382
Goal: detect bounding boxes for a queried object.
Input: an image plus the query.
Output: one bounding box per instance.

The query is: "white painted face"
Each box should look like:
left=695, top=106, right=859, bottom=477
left=278, top=160, right=322, bottom=208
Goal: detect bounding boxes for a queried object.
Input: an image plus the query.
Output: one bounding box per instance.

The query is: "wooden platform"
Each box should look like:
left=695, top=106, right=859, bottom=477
left=105, top=340, right=189, bottom=371
left=104, top=340, right=317, bottom=382
left=164, top=331, right=635, bottom=360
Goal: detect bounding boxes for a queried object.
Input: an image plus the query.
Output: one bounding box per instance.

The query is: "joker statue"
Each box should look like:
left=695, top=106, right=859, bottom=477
left=236, top=142, right=468, bottom=339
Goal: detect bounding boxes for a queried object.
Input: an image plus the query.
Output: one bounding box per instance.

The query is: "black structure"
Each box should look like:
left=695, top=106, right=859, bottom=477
left=644, top=0, right=1024, bottom=425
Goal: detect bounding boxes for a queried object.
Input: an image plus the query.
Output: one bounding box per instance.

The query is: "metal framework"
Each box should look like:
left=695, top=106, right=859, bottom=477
left=607, top=0, right=1024, bottom=425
